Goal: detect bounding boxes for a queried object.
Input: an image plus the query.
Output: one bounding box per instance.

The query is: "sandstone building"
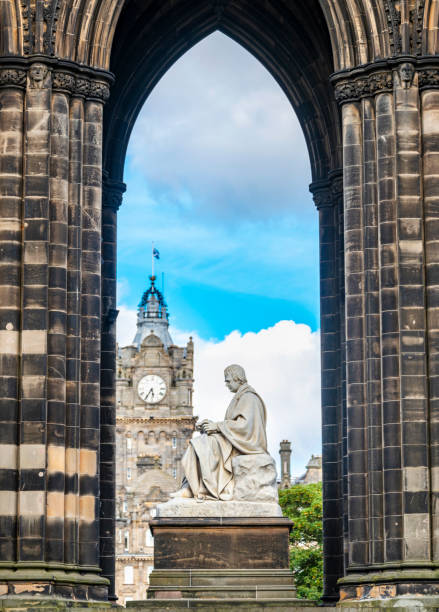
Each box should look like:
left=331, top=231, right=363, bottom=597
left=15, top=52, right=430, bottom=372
left=114, top=276, right=196, bottom=604
left=295, top=455, right=323, bottom=486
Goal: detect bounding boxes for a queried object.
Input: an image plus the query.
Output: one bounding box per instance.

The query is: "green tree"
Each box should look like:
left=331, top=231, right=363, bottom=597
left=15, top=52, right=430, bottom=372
left=278, top=482, right=323, bottom=601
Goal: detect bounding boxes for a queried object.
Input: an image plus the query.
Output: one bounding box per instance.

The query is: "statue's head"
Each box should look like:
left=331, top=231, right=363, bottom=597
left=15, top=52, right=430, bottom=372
left=224, top=364, right=247, bottom=392
left=29, top=62, right=48, bottom=83
left=399, top=62, right=414, bottom=89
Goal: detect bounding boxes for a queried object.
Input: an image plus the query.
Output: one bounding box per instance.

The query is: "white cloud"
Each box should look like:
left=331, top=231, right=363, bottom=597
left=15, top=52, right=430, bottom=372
left=126, top=31, right=311, bottom=223
left=117, top=309, right=321, bottom=478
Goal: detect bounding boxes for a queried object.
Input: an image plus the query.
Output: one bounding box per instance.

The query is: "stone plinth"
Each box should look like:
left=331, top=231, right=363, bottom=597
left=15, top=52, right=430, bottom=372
left=151, top=517, right=291, bottom=572
left=123, top=515, right=315, bottom=609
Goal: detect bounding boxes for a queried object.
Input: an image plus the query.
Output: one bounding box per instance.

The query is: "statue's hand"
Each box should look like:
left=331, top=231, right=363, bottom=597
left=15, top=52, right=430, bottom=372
left=203, top=421, right=218, bottom=435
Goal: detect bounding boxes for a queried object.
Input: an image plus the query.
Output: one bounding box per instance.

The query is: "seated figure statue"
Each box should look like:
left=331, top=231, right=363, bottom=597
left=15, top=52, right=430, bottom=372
left=172, top=364, right=273, bottom=501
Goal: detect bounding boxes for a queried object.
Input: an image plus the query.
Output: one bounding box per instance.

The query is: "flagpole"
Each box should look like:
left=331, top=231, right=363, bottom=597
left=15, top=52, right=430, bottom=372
left=151, top=241, right=154, bottom=278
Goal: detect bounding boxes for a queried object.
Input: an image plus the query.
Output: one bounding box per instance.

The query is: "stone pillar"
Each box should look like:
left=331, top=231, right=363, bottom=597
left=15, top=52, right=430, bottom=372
left=333, top=62, right=439, bottom=607
left=279, top=439, right=292, bottom=488
left=0, top=60, right=112, bottom=604
left=311, top=172, right=345, bottom=604
left=100, top=177, right=125, bottom=600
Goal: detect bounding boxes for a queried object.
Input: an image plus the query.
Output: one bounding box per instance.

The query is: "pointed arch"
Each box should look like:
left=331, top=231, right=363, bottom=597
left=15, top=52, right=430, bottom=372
left=103, top=0, right=341, bottom=186
left=423, top=0, right=439, bottom=55
left=0, top=0, right=22, bottom=55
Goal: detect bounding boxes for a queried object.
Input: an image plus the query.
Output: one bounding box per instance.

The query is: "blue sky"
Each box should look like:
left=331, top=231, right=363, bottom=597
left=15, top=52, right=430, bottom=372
left=116, top=32, right=322, bottom=473
left=117, top=31, right=319, bottom=342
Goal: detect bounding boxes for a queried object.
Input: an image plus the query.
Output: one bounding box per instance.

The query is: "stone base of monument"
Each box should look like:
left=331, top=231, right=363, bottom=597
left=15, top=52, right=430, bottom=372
left=125, top=501, right=320, bottom=610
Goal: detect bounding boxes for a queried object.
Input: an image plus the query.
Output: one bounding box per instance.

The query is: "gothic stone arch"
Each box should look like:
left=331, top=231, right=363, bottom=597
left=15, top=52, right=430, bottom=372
left=1, top=0, right=439, bottom=607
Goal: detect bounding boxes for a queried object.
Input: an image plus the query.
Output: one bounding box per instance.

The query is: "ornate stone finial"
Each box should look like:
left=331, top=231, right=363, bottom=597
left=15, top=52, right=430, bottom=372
left=28, top=62, right=50, bottom=89
left=399, top=62, right=415, bottom=89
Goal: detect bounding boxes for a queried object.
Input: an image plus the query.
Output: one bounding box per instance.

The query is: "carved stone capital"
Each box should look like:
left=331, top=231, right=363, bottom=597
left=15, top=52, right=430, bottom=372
left=419, top=68, right=439, bottom=89
left=102, top=179, right=127, bottom=212
left=0, top=68, right=27, bottom=89
left=0, top=58, right=113, bottom=100
left=52, top=71, right=76, bottom=94
left=310, top=180, right=333, bottom=210
left=88, top=80, right=110, bottom=102
left=334, top=70, right=393, bottom=104
left=52, top=70, right=111, bottom=101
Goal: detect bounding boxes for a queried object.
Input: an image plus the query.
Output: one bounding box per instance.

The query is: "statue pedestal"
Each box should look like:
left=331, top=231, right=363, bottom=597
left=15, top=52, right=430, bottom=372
left=126, top=507, right=321, bottom=609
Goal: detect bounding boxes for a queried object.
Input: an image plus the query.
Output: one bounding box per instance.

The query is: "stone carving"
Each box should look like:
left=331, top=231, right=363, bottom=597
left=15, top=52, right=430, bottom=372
left=21, top=0, right=60, bottom=55
left=21, top=0, right=32, bottom=55
left=51, top=71, right=111, bottom=101
left=399, top=62, right=415, bottom=89
left=409, top=0, right=425, bottom=55
left=75, top=77, right=90, bottom=97
left=419, top=68, right=439, bottom=89
left=171, top=364, right=278, bottom=503
left=312, top=187, right=332, bottom=210
left=52, top=71, right=76, bottom=93
left=232, top=454, right=278, bottom=502
left=0, top=68, right=27, bottom=88
left=89, top=80, right=110, bottom=102
left=28, top=62, right=50, bottom=88
left=384, top=0, right=402, bottom=55
left=334, top=70, right=393, bottom=103
left=102, top=178, right=126, bottom=211
left=42, top=0, right=61, bottom=55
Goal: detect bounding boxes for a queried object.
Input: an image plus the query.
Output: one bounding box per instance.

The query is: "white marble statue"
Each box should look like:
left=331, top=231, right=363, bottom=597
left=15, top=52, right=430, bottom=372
left=171, top=364, right=278, bottom=504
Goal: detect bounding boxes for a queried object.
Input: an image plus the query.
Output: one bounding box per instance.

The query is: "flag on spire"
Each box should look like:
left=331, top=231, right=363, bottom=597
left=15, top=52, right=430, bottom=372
left=153, top=247, right=160, bottom=260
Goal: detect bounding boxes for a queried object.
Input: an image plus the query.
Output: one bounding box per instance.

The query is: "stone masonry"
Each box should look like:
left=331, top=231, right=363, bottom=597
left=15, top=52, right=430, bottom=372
left=2, top=1, right=439, bottom=609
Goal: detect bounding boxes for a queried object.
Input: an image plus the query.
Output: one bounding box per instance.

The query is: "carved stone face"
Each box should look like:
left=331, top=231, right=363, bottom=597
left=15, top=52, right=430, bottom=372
left=399, top=63, right=414, bottom=86
left=30, top=63, right=48, bottom=82
left=224, top=374, right=240, bottom=393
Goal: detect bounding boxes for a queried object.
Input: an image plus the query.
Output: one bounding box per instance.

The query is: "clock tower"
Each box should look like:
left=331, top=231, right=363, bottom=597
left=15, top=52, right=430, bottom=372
left=115, top=276, right=196, bottom=605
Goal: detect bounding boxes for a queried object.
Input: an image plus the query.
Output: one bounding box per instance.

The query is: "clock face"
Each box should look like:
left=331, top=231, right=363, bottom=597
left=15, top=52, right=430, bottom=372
left=138, top=374, right=167, bottom=404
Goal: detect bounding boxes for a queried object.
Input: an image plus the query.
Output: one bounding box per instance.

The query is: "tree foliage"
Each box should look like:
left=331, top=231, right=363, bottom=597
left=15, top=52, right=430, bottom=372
left=278, top=482, right=323, bottom=601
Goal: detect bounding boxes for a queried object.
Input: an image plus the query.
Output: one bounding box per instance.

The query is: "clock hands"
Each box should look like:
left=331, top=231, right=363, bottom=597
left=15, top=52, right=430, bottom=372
left=145, top=387, right=154, bottom=401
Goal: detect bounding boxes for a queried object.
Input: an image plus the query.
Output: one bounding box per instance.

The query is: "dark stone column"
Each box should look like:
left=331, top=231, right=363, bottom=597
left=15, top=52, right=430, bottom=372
left=0, top=68, right=25, bottom=567
left=311, top=173, right=345, bottom=604
left=333, top=61, right=439, bottom=607
left=100, top=177, right=125, bottom=601
left=0, top=59, right=112, bottom=604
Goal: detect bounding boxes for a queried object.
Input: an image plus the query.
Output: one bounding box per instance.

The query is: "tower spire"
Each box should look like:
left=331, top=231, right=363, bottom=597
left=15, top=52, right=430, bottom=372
left=133, top=272, right=173, bottom=349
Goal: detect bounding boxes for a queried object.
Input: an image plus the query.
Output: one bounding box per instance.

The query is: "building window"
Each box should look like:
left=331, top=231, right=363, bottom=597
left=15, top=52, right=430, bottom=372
left=172, top=436, right=177, bottom=449
left=118, top=529, right=122, bottom=543
left=122, top=500, right=127, bottom=513
left=124, top=531, right=129, bottom=551
left=124, top=566, right=134, bottom=584
left=127, top=467, right=131, bottom=480
left=127, top=437, right=132, bottom=452
left=173, top=467, right=177, bottom=479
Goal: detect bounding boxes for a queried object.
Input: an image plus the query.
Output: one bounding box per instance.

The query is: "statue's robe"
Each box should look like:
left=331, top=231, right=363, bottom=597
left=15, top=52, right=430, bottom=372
left=181, top=383, right=268, bottom=500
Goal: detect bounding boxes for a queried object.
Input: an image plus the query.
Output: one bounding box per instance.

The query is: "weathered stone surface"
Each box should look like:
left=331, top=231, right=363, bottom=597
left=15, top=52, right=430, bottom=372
left=232, top=454, right=278, bottom=503
left=156, top=499, right=282, bottom=518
